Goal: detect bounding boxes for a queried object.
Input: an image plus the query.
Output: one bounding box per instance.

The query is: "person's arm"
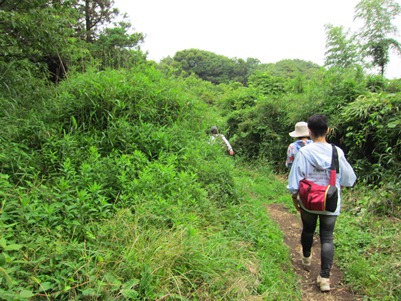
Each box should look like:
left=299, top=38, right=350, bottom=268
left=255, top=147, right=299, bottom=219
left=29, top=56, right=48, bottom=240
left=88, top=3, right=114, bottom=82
left=221, top=135, right=234, bottom=156
left=287, top=151, right=307, bottom=211
left=285, top=144, right=294, bottom=168
left=291, top=192, right=301, bottom=212
left=338, top=149, right=357, bottom=187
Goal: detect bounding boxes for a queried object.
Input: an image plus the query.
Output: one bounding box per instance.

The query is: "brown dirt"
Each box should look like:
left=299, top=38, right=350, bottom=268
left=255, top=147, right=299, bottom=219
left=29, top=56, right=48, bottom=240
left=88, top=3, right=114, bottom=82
left=266, top=203, right=363, bottom=301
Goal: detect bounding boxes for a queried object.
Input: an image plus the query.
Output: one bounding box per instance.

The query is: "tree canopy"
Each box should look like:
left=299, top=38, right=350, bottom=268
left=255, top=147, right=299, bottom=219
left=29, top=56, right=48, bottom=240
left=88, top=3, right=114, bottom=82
left=324, top=24, right=361, bottom=69
left=354, top=0, right=401, bottom=75
left=0, top=0, right=145, bottom=87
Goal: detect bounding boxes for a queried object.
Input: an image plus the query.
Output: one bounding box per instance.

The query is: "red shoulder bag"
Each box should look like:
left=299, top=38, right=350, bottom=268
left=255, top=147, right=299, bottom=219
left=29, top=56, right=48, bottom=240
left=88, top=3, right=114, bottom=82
left=298, top=144, right=339, bottom=212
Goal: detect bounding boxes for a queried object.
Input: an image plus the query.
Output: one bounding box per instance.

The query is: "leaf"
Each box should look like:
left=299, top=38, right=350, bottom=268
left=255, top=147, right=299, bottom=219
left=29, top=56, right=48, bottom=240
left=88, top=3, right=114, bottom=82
left=121, top=278, right=140, bottom=289
left=39, top=282, right=53, bottom=292
left=19, top=290, right=34, bottom=298
left=5, top=244, right=23, bottom=251
left=82, top=288, right=100, bottom=296
left=121, top=289, right=139, bottom=298
left=387, top=120, right=400, bottom=128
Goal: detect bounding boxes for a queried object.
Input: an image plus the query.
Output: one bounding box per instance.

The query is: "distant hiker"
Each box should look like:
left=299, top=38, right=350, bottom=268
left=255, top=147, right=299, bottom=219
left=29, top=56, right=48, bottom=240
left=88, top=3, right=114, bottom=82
left=287, top=114, right=356, bottom=292
left=285, top=121, right=312, bottom=169
left=210, top=126, right=234, bottom=156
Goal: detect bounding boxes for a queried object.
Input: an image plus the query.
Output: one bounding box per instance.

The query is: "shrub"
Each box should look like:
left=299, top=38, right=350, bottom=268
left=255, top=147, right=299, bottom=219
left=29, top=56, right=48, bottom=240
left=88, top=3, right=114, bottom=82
left=338, top=92, right=401, bottom=214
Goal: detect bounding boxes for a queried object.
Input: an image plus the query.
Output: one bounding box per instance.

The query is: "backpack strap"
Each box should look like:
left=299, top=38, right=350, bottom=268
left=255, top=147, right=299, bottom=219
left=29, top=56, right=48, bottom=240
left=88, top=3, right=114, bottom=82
left=329, top=144, right=339, bottom=185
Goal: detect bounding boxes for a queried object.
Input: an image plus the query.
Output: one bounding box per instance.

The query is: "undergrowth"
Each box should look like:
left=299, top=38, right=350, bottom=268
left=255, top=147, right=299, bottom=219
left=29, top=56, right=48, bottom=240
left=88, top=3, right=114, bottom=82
left=0, top=67, right=301, bottom=300
left=336, top=188, right=401, bottom=300
left=1, top=60, right=400, bottom=301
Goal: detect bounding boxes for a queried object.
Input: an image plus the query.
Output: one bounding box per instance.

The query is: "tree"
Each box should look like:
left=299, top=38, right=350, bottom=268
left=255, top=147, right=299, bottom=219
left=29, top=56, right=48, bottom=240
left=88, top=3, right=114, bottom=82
left=0, top=0, right=76, bottom=87
left=354, top=0, right=401, bottom=75
left=256, top=59, right=320, bottom=79
left=73, top=0, right=119, bottom=43
left=0, top=0, right=144, bottom=85
left=172, top=49, right=238, bottom=84
left=95, top=21, right=145, bottom=68
left=0, top=0, right=75, bottom=62
left=324, top=24, right=361, bottom=69
left=248, top=72, right=287, bottom=96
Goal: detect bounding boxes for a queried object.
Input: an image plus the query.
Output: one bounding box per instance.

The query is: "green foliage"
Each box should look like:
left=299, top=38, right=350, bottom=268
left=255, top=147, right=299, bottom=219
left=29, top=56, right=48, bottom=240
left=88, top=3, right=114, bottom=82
left=248, top=72, right=287, bottom=96
left=191, top=146, right=238, bottom=207
left=365, top=74, right=388, bottom=92
left=284, top=67, right=367, bottom=126
left=354, top=0, right=401, bottom=75
left=0, top=2, right=75, bottom=60
left=177, top=73, right=228, bottom=106
left=2, top=10, right=401, bottom=298
left=0, top=60, right=52, bottom=115
left=219, top=85, right=260, bottom=112
left=336, top=189, right=401, bottom=300
left=172, top=49, right=234, bottom=84
left=72, top=0, right=120, bottom=43
left=0, top=64, right=263, bottom=299
left=386, top=78, right=401, bottom=93
left=324, top=24, right=361, bottom=69
left=171, top=49, right=257, bottom=85
left=0, top=2, right=75, bottom=97
left=93, top=21, right=146, bottom=69
left=339, top=92, right=401, bottom=213
left=54, top=67, right=190, bottom=132
left=255, top=59, right=321, bottom=79
left=0, top=0, right=147, bottom=88
left=226, top=97, right=289, bottom=168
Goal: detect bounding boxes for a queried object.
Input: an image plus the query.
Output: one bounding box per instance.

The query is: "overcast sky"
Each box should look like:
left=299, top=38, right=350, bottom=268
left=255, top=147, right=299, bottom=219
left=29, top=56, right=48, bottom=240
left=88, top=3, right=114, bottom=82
left=115, top=0, right=401, bottom=79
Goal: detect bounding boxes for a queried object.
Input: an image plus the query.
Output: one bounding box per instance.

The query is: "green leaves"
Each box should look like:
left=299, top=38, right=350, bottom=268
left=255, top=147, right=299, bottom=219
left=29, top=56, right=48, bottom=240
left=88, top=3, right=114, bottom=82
left=354, top=0, right=401, bottom=75
left=339, top=92, right=401, bottom=213
left=248, top=72, right=287, bottom=96
left=0, top=238, right=23, bottom=252
left=0, top=64, right=244, bottom=299
left=324, top=24, right=361, bottom=69
left=172, top=48, right=252, bottom=85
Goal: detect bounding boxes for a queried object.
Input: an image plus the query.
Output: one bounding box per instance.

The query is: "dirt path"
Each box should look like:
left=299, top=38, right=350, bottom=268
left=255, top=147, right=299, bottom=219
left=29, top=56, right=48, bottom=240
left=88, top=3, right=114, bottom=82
left=266, top=203, right=362, bottom=301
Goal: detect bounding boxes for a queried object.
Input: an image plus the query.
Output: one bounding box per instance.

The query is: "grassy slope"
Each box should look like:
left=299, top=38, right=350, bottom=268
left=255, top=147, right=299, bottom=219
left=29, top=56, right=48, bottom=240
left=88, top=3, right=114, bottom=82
left=230, top=162, right=301, bottom=300
left=0, top=68, right=302, bottom=300
left=335, top=189, right=401, bottom=301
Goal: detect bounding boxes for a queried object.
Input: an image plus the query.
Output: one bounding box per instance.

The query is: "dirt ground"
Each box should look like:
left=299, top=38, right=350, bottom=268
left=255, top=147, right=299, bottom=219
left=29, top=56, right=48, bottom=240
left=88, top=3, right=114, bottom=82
left=266, top=203, right=363, bottom=301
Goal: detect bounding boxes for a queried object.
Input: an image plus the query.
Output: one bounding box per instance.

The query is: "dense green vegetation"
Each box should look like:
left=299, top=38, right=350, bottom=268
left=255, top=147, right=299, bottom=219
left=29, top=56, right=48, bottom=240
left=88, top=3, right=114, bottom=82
left=1, top=0, right=401, bottom=300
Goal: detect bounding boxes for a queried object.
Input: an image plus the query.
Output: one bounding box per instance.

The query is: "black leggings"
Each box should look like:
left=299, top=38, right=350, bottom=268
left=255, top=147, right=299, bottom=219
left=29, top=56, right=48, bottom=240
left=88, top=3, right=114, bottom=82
left=300, top=210, right=337, bottom=278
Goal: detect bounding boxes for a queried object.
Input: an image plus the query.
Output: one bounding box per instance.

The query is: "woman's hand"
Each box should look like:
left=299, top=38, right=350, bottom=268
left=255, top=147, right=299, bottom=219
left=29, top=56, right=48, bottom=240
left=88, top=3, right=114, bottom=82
left=292, top=194, right=301, bottom=212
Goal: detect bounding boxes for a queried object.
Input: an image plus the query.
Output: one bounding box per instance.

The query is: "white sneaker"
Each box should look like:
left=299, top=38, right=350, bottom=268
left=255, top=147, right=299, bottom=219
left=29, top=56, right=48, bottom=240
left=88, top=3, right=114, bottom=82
left=317, top=275, right=331, bottom=292
left=300, top=250, right=312, bottom=266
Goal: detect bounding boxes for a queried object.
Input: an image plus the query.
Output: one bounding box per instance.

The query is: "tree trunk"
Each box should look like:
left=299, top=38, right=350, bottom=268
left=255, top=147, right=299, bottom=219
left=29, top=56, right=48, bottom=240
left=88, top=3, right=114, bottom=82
left=85, top=0, right=92, bottom=42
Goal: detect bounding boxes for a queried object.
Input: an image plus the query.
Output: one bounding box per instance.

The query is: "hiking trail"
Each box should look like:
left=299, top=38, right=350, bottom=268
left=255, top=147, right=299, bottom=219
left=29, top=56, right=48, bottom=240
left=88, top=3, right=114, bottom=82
left=266, top=203, right=362, bottom=301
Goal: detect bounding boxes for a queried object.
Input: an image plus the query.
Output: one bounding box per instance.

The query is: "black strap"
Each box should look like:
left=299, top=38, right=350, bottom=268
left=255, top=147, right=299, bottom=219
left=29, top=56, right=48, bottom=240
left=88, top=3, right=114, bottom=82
left=330, top=144, right=339, bottom=173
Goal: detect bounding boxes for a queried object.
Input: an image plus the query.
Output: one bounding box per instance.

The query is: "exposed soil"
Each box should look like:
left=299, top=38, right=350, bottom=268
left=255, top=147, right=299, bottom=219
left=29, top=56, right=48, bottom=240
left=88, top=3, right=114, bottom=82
left=266, top=203, right=363, bottom=301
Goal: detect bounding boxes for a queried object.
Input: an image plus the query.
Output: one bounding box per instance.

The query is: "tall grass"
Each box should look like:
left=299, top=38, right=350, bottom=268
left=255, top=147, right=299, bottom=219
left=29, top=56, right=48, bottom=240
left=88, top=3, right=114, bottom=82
left=336, top=188, right=401, bottom=300
left=0, top=66, right=301, bottom=300
left=2, top=59, right=400, bottom=300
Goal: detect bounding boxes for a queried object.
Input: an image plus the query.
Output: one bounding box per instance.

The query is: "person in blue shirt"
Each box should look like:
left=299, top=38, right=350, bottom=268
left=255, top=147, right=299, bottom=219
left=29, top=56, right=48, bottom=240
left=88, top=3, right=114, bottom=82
left=287, top=114, right=356, bottom=292
left=286, top=121, right=312, bottom=169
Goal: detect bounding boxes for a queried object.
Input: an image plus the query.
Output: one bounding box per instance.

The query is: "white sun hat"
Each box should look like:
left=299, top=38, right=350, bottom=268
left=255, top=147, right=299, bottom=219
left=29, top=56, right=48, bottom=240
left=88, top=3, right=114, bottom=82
left=289, top=121, right=309, bottom=137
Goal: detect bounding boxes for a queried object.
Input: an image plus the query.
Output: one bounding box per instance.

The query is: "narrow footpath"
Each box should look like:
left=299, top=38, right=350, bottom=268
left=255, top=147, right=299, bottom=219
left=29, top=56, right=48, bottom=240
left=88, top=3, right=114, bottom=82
left=266, top=203, right=362, bottom=301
